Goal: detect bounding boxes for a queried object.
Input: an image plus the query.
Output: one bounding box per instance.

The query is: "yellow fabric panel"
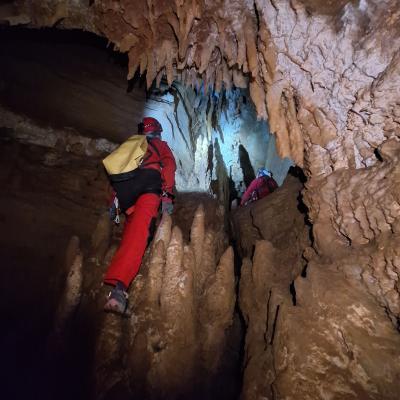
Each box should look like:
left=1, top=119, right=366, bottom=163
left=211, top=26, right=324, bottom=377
left=102, top=135, right=148, bottom=175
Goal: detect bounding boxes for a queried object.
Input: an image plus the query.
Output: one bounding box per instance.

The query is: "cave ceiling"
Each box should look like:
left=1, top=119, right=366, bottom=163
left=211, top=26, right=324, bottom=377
left=2, top=0, right=400, bottom=177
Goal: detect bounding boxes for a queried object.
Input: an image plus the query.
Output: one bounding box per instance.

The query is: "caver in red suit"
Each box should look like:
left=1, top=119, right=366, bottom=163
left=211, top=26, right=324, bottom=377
left=240, top=168, right=278, bottom=206
left=104, top=117, right=176, bottom=289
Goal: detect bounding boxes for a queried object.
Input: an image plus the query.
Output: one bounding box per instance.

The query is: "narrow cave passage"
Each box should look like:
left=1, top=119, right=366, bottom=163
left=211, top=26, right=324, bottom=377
left=0, top=27, right=307, bottom=400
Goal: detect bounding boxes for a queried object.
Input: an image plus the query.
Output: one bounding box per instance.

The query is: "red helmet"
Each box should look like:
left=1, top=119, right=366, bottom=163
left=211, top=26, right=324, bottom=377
left=142, top=117, right=162, bottom=134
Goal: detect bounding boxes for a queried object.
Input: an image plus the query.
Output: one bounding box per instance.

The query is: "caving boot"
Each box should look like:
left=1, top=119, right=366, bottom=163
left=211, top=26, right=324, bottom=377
left=104, top=285, right=128, bottom=315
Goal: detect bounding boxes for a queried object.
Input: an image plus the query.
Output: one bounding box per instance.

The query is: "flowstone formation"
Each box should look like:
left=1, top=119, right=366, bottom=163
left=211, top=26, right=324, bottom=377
left=235, top=172, right=400, bottom=399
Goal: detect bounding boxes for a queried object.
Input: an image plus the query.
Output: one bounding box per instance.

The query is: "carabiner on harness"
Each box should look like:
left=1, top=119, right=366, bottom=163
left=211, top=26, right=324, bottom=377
left=109, top=196, right=121, bottom=224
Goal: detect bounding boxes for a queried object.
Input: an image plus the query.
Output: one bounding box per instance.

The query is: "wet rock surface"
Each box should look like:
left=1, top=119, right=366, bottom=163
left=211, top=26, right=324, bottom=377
left=273, top=259, right=400, bottom=400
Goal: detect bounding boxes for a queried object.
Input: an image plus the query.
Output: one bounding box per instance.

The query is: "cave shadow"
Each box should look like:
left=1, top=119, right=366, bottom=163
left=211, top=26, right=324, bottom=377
left=228, top=174, right=239, bottom=211
left=238, top=144, right=255, bottom=188
left=127, top=69, right=148, bottom=93
left=287, top=166, right=314, bottom=278
left=0, top=26, right=149, bottom=400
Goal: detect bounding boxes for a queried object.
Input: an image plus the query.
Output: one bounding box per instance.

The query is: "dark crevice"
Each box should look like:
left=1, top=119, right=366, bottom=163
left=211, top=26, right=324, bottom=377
left=291, top=166, right=314, bottom=248
left=264, top=290, right=272, bottom=350
left=238, top=144, right=256, bottom=188
left=254, top=1, right=261, bottom=32
left=374, top=147, right=384, bottom=162
left=288, top=165, right=307, bottom=183
left=270, top=305, right=280, bottom=345
left=290, top=281, right=297, bottom=306
left=207, top=142, right=214, bottom=174
left=301, top=262, right=308, bottom=278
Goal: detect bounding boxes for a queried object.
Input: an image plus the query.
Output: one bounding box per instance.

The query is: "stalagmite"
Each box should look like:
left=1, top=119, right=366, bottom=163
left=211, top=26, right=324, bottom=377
left=146, top=240, right=166, bottom=306
left=90, top=211, right=112, bottom=266
left=152, top=241, right=197, bottom=399
left=153, top=212, right=172, bottom=248
left=160, top=226, right=185, bottom=318
left=47, top=235, right=83, bottom=354
left=190, top=204, right=205, bottom=269
left=239, top=240, right=281, bottom=400
left=87, top=198, right=236, bottom=399
left=93, top=313, right=125, bottom=400
left=196, top=230, right=217, bottom=295
left=199, top=246, right=235, bottom=373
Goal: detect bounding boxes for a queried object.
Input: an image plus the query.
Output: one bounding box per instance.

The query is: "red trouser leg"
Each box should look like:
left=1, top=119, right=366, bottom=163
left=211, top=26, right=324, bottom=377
left=104, top=193, right=160, bottom=288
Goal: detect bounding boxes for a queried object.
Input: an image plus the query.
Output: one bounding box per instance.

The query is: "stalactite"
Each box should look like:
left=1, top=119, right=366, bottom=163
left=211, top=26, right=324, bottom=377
left=11, top=0, right=400, bottom=175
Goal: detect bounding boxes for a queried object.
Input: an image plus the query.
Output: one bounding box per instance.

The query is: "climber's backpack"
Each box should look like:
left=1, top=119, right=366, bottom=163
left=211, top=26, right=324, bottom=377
left=103, top=135, right=149, bottom=182
left=102, top=135, right=163, bottom=211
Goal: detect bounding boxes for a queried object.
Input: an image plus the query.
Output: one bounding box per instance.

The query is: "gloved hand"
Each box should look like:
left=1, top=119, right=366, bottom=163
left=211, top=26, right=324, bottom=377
left=161, top=197, right=174, bottom=214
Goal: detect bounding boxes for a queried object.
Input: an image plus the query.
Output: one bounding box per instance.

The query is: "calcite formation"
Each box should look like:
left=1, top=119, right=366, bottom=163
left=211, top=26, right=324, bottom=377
left=47, top=235, right=83, bottom=356
left=232, top=174, right=309, bottom=261
left=237, top=176, right=400, bottom=400
left=9, top=0, right=400, bottom=173
left=270, top=262, right=400, bottom=400
left=91, top=206, right=236, bottom=399
left=304, top=138, right=400, bottom=326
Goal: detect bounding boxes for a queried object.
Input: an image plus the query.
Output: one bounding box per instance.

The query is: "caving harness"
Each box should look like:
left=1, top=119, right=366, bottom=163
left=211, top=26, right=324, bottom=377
left=104, top=135, right=164, bottom=221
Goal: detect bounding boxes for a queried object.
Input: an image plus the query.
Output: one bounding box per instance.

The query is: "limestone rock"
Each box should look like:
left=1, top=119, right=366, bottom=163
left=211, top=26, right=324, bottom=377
left=88, top=200, right=236, bottom=399
left=273, top=263, right=400, bottom=400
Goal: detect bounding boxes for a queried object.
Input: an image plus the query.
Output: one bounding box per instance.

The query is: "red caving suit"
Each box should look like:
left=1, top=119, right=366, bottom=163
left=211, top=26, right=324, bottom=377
left=104, top=137, right=176, bottom=288
left=240, top=176, right=278, bottom=206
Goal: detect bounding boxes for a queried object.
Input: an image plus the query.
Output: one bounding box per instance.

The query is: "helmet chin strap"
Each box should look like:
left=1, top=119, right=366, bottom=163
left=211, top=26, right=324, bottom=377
left=145, top=132, right=161, bottom=139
